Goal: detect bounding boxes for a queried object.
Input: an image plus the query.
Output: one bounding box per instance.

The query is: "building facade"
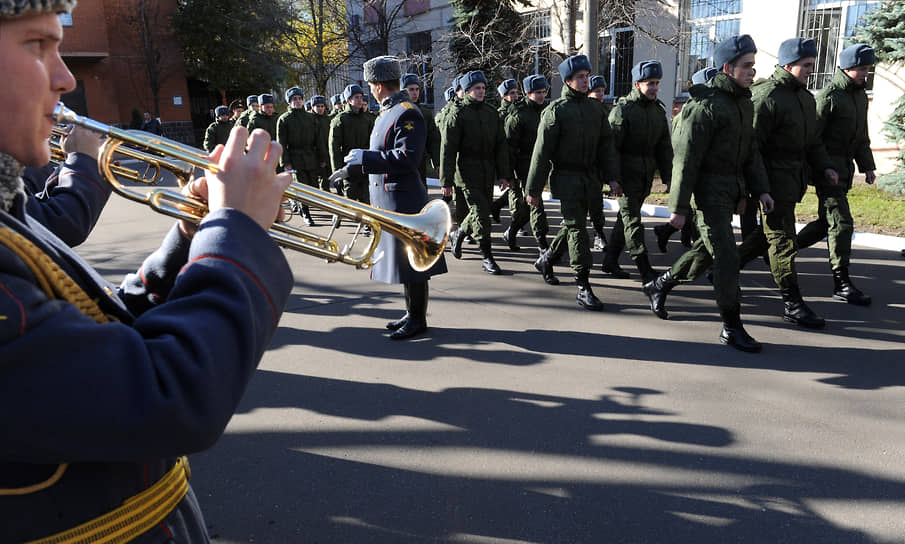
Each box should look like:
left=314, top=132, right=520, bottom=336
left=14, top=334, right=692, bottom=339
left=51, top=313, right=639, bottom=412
left=59, top=0, right=194, bottom=143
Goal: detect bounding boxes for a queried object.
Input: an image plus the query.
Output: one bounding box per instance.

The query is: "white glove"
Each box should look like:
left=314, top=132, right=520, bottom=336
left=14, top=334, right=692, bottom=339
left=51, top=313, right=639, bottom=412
left=344, top=149, right=364, bottom=166
left=328, top=167, right=349, bottom=185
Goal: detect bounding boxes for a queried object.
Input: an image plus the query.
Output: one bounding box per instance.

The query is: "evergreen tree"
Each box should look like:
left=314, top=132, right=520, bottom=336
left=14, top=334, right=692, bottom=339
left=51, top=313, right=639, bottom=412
left=853, top=0, right=905, bottom=195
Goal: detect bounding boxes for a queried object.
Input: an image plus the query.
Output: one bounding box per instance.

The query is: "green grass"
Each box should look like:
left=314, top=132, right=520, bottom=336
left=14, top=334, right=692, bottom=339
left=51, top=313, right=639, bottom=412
left=645, top=182, right=905, bottom=237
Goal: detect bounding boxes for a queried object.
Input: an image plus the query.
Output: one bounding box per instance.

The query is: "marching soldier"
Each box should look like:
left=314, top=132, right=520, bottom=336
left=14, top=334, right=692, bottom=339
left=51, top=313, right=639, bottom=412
left=736, top=38, right=836, bottom=329
left=442, top=70, right=510, bottom=275
left=490, top=78, right=520, bottom=223
left=330, top=94, right=344, bottom=119
left=276, top=87, right=327, bottom=225
left=502, top=74, right=550, bottom=255
left=642, top=35, right=775, bottom=352
left=653, top=68, right=716, bottom=253
left=310, top=95, right=332, bottom=192
left=235, top=94, right=259, bottom=128
left=229, top=99, right=245, bottom=122
left=796, top=43, right=876, bottom=306
left=247, top=93, right=277, bottom=140
left=605, top=60, right=673, bottom=283
left=401, top=73, right=441, bottom=186
left=588, top=75, right=608, bottom=108
left=329, top=84, right=375, bottom=204
left=584, top=74, right=611, bottom=252
left=528, top=54, right=618, bottom=309
left=203, top=105, right=233, bottom=152
left=336, top=56, right=448, bottom=340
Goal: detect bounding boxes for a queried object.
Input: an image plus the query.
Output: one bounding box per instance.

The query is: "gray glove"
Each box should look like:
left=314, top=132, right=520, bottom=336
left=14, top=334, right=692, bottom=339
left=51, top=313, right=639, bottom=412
left=328, top=167, right=349, bottom=190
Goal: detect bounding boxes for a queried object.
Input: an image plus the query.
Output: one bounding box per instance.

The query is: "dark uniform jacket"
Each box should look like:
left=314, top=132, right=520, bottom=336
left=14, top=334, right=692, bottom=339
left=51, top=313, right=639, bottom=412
left=247, top=110, right=278, bottom=141
left=235, top=108, right=254, bottom=128
left=329, top=105, right=375, bottom=179
left=416, top=103, right=441, bottom=181
left=504, top=97, right=545, bottom=181
left=439, top=96, right=509, bottom=189
left=669, top=72, right=770, bottom=216
left=361, top=91, right=448, bottom=284
left=203, top=119, right=234, bottom=153
left=0, top=166, right=292, bottom=542
left=525, top=85, right=619, bottom=199
left=751, top=66, right=834, bottom=203
left=498, top=99, right=517, bottom=119
left=814, top=68, right=876, bottom=191
left=24, top=153, right=111, bottom=247
left=609, top=87, right=673, bottom=197
left=276, top=109, right=326, bottom=172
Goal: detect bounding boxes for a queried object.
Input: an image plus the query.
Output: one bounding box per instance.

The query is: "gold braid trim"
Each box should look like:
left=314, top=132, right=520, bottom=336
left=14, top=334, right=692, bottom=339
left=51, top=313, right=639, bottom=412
left=0, top=227, right=113, bottom=496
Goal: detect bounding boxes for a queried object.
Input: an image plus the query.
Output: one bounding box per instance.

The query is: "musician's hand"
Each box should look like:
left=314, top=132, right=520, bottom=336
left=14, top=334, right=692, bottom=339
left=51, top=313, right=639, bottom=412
left=865, top=170, right=876, bottom=185
left=344, top=149, right=364, bottom=166
left=205, top=126, right=290, bottom=231
left=526, top=195, right=540, bottom=209
left=825, top=168, right=839, bottom=186
left=609, top=181, right=623, bottom=197
left=760, top=193, right=775, bottom=214
left=499, top=179, right=511, bottom=190
left=441, top=185, right=453, bottom=198
left=668, top=212, right=685, bottom=230
left=178, top=176, right=208, bottom=239
left=60, top=125, right=104, bottom=160
left=283, top=164, right=293, bottom=172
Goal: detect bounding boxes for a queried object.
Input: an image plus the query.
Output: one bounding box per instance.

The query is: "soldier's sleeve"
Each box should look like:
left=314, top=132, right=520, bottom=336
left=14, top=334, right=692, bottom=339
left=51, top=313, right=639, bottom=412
left=439, top=109, right=462, bottom=188
left=597, top=111, right=620, bottom=183
left=752, top=94, right=775, bottom=161
left=361, top=109, right=425, bottom=179
left=494, top=114, right=509, bottom=181
left=275, top=115, right=290, bottom=170
left=668, top=103, right=713, bottom=216
left=425, top=110, right=441, bottom=169
left=329, top=116, right=344, bottom=172
left=315, top=117, right=329, bottom=166
left=503, top=112, right=520, bottom=181
left=854, top=94, right=876, bottom=173
left=525, top=108, right=559, bottom=198
left=655, top=114, right=674, bottom=188
left=804, top=95, right=834, bottom=175
left=24, top=152, right=112, bottom=247
left=744, top=135, right=771, bottom=198
left=608, top=105, right=625, bottom=152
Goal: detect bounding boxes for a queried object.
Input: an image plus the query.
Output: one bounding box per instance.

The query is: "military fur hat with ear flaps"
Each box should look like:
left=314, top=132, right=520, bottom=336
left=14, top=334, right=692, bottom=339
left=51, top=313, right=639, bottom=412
left=363, top=56, right=402, bottom=83
left=0, top=0, right=76, bottom=18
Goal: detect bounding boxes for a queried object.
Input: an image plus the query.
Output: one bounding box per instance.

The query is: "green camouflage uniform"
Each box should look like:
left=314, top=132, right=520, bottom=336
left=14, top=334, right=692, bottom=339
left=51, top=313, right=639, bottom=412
left=314, top=112, right=332, bottom=191
left=504, top=96, right=548, bottom=241
left=667, top=72, right=770, bottom=311
left=329, top=104, right=375, bottom=203
left=796, top=68, right=876, bottom=270
left=608, top=87, right=673, bottom=258
left=436, top=98, right=468, bottom=225
left=526, top=85, right=619, bottom=278
left=276, top=109, right=326, bottom=187
left=738, top=66, right=834, bottom=287
left=235, top=108, right=255, bottom=129
left=202, top=119, right=233, bottom=153
left=416, top=103, right=441, bottom=186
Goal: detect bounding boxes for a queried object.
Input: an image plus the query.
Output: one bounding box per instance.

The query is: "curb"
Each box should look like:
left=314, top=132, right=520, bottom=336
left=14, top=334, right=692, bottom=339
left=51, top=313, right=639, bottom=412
left=427, top=178, right=905, bottom=253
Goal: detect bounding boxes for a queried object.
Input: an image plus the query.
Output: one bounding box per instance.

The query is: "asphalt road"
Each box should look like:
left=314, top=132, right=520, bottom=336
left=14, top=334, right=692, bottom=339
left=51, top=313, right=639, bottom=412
left=80, top=186, right=905, bottom=544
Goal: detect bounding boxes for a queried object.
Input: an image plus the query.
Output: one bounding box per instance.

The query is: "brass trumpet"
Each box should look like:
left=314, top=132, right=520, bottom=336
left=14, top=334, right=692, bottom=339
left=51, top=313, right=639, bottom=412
left=52, top=103, right=450, bottom=272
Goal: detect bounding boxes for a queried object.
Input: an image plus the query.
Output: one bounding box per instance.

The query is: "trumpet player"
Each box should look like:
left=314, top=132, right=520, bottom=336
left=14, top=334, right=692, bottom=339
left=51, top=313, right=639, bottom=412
left=0, top=3, right=293, bottom=541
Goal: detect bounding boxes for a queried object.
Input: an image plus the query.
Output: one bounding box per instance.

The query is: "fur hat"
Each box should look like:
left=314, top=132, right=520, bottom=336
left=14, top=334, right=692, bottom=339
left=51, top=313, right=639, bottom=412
left=713, top=34, right=757, bottom=69
left=444, top=87, right=455, bottom=101
left=214, top=105, right=229, bottom=117
left=589, top=75, right=607, bottom=92
left=331, top=94, right=342, bottom=106
left=0, top=0, right=75, bottom=18
left=462, top=70, right=488, bottom=92
left=778, top=38, right=818, bottom=66
left=496, top=79, right=518, bottom=96
left=258, top=94, right=274, bottom=105
left=284, top=87, right=303, bottom=103
left=311, top=95, right=326, bottom=106
left=558, top=54, right=592, bottom=82
left=363, top=56, right=401, bottom=83
left=343, top=84, right=364, bottom=102
left=453, top=75, right=464, bottom=92
left=522, top=75, right=548, bottom=93
left=631, top=60, right=663, bottom=83
left=839, top=43, right=876, bottom=69
left=400, top=73, right=421, bottom=88
left=246, top=95, right=259, bottom=106
left=691, top=67, right=719, bottom=85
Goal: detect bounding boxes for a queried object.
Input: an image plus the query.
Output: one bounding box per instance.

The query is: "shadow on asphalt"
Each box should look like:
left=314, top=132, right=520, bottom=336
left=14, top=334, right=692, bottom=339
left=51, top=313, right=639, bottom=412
left=193, top=370, right=895, bottom=543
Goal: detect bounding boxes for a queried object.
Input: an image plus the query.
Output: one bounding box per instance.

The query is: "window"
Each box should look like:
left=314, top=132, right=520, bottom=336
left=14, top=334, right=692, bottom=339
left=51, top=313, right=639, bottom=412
left=798, top=0, right=879, bottom=90
left=599, top=28, right=634, bottom=99
left=522, top=9, right=553, bottom=77
left=677, top=0, right=742, bottom=94
left=406, top=32, right=434, bottom=106
left=58, top=13, right=73, bottom=26
left=404, top=0, right=430, bottom=17
left=407, top=31, right=431, bottom=55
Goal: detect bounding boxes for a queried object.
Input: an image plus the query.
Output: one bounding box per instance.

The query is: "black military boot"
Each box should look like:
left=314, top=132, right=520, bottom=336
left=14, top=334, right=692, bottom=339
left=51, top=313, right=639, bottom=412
left=780, top=285, right=826, bottom=329
left=448, top=227, right=464, bottom=259
left=481, top=241, right=502, bottom=275
left=718, top=305, right=762, bottom=353
left=575, top=273, right=604, bottom=311
left=386, top=283, right=411, bottom=331
left=391, top=282, right=428, bottom=340
left=633, top=253, right=658, bottom=284
left=302, top=205, right=316, bottom=227
left=534, top=249, right=560, bottom=285
left=501, top=223, right=520, bottom=251
left=642, top=270, right=678, bottom=320
left=593, top=226, right=607, bottom=251
left=601, top=246, right=630, bottom=279
left=653, top=223, right=676, bottom=253
left=832, top=268, right=871, bottom=306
